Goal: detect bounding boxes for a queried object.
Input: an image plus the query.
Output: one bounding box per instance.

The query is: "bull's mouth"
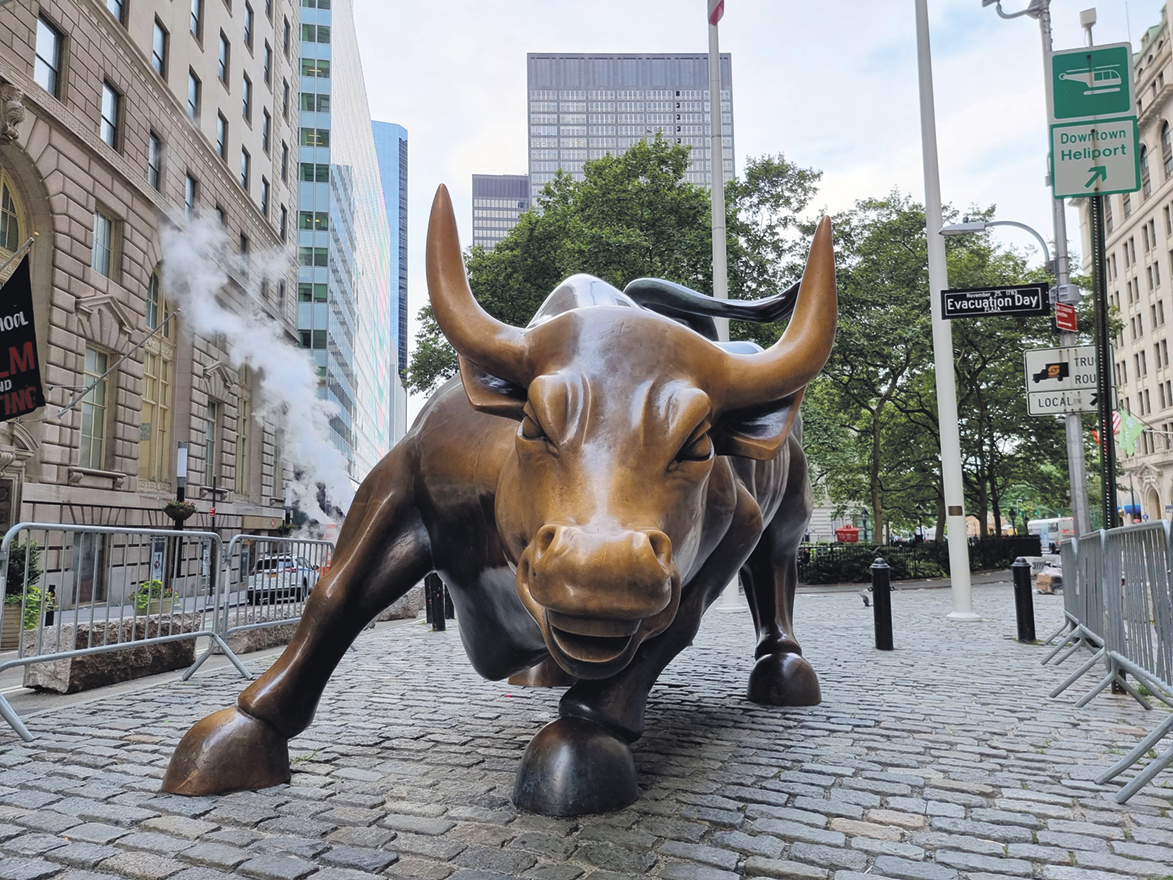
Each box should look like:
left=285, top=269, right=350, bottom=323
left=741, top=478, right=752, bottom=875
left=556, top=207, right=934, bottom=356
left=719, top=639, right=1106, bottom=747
left=546, top=611, right=640, bottom=665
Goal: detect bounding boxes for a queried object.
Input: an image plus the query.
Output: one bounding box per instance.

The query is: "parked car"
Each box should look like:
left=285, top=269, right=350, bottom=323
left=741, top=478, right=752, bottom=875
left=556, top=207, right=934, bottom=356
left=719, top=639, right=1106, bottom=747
left=246, top=554, right=320, bottom=605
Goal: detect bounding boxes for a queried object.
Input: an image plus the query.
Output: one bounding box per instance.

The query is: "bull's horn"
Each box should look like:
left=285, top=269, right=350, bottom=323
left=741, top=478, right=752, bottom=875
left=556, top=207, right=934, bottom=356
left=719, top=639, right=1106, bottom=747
left=426, top=185, right=530, bottom=384
left=721, top=216, right=837, bottom=410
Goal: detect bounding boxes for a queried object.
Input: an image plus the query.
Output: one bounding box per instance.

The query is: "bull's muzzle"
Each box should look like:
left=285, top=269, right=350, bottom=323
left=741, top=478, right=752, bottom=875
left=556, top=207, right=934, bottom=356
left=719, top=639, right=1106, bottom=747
left=516, top=525, right=681, bottom=679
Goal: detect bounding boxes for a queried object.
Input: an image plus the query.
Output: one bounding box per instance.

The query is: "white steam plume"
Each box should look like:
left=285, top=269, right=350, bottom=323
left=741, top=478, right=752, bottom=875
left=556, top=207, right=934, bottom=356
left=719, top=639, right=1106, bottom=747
left=161, top=216, right=355, bottom=522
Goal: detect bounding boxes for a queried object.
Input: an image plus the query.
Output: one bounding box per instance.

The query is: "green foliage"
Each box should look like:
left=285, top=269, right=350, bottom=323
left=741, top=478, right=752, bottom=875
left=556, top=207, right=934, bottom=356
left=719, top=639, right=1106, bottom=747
left=5, top=540, right=43, bottom=597
left=4, top=583, right=53, bottom=629
left=405, top=136, right=820, bottom=393
left=132, top=578, right=176, bottom=611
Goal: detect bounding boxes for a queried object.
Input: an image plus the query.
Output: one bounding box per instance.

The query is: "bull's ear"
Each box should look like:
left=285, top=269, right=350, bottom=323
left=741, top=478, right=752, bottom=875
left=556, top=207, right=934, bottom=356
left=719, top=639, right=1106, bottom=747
left=714, top=390, right=803, bottom=460
left=458, top=355, right=528, bottom=420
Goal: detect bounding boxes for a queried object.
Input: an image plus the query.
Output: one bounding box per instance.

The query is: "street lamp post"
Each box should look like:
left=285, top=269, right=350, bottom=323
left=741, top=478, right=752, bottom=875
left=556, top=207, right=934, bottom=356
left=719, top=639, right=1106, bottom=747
left=940, top=217, right=1090, bottom=536
left=982, top=0, right=1093, bottom=538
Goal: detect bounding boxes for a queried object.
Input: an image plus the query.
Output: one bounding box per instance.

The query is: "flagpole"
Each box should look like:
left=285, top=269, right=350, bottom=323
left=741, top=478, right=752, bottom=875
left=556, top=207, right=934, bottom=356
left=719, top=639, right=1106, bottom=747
left=707, top=0, right=728, bottom=343
left=0, top=236, right=35, bottom=279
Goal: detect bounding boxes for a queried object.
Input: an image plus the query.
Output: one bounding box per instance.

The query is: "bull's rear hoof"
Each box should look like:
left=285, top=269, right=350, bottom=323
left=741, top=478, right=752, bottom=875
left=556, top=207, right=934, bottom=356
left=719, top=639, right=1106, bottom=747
left=162, top=707, right=291, bottom=796
left=513, top=716, right=638, bottom=816
left=748, top=652, right=822, bottom=706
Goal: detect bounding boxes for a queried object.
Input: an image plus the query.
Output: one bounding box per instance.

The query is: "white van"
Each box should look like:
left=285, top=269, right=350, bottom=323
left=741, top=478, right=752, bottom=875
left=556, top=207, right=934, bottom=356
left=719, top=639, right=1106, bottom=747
left=1026, top=517, right=1075, bottom=552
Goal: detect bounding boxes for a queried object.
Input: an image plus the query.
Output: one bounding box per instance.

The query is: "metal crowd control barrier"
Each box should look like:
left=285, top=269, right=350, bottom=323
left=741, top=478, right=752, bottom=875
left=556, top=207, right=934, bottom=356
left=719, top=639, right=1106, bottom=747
left=0, top=522, right=250, bottom=741
left=221, top=534, right=333, bottom=665
left=1046, top=521, right=1173, bottom=801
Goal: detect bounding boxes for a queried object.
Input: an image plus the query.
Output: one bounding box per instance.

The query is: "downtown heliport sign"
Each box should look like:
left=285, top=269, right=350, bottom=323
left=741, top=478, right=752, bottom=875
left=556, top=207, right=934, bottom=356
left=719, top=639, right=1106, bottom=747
left=1049, top=42, right=1140, bottom=199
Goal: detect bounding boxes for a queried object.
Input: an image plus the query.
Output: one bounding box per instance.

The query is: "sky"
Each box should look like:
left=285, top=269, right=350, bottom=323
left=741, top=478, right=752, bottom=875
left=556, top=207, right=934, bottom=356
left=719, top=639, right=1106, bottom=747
left=354, top=0, right=1167, bottom=416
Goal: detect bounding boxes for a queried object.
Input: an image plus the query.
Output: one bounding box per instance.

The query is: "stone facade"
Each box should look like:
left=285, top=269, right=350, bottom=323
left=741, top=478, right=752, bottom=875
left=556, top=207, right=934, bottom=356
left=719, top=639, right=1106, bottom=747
left=0, top=0, right=301, bottom=534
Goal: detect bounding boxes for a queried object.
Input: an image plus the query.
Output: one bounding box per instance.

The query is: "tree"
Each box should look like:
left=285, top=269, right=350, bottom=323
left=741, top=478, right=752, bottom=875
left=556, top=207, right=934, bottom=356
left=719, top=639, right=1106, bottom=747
left=404, top=136, right=821, bottom=393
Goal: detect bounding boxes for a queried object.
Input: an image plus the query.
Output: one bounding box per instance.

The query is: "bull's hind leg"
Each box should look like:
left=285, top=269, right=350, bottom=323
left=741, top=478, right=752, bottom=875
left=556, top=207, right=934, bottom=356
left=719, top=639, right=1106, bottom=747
left=163, top=443, right=431, bottom=796
left=743, top=438, right=821, bottom=706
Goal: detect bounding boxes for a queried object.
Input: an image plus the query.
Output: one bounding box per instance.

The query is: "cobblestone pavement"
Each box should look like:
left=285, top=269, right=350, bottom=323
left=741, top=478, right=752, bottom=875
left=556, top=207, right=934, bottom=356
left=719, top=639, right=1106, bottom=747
left=0, top=581, right=1171, bottom=880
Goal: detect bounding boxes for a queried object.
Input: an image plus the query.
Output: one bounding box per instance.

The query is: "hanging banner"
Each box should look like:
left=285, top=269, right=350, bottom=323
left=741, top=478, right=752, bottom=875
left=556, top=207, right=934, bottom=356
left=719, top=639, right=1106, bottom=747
left=0, top=256, right=44, bottom=421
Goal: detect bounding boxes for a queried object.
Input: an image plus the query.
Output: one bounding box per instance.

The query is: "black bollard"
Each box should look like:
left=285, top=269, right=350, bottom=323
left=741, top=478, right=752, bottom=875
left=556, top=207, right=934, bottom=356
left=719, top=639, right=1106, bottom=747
left=425, top=572, right=447, bottom=632
left=871, top=557, right=893, bottom=651
left=1012, top=557, right=1035, bottom=642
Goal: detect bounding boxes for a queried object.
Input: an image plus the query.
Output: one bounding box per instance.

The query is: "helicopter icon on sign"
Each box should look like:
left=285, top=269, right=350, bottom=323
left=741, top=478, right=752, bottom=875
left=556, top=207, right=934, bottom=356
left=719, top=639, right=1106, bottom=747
left=1059, top=65, right=1123, bottom=95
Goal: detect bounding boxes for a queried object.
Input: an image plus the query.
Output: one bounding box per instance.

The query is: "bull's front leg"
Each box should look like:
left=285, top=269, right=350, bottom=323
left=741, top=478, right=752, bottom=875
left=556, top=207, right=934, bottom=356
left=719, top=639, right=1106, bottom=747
left=163, top=442, right=432, bottom=796
left=512, top=484, right=762, bottom=817
left=742, top=440, right=821, bottom=706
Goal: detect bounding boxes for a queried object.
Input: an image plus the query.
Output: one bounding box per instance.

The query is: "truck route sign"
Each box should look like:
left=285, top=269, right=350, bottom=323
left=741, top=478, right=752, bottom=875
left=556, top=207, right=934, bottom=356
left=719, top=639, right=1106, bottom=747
left=1023, top=344, right=1098, bottom=416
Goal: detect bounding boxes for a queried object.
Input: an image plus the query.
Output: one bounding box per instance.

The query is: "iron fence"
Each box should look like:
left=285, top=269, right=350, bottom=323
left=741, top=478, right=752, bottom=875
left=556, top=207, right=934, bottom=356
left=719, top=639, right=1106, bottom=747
left=797, top=535, right=1042, bottom=585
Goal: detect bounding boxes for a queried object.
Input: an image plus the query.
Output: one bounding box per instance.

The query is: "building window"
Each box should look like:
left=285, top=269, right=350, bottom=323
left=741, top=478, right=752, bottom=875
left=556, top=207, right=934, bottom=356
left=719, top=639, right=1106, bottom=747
left=0, top=170, right=26, bottom=281
left=262, top=109, right=271, bottom=152
left=184, top=173, right=197, bottom=219
left=105, top=0, right=124, bottom=24
left=281, top=141, right=288, bottom=181
left=282, top=78, right=290, bottom=119
left=1164, top=122, right=1173, bottom=177
left=80, top=347, right=109, bottom=470
left=1142, top=145, right=1152, bottom=197
left=299, top=162, right=329, bottom=183
left=148, top=131, right=162, bottom=189
left=260, top=177, right=269, bottom=216
left=187, top=69, right=201, bottom=118
left=283, top=16, right=290, bottom=56
left=300, top=59, right=330, bottom=78
left=280, top=205, right=287, bottom=241
left=242, top=74, right=252, bottom=120
left=264, top=42, right=272, bottom=84
left=205, top=401, right=219, bottom=484
left=91, top=210, right=114, bottom=276
left=140, top=271, right=173, bottom=484
left=190, top=0, right=203, bottom=39
left=244, top=2, right=254, bottom=48
left=235, top=370, right=251, bottom=495
left=100, top=81, right=120, bottom=148
left=34, top=17, right=63, bottom=97
left=218, top=32, right=230, bottom=82
left=216, top=113, right=228, bottom=159
left=240, top=148, right=250, bottom=189
left=299, top=128, right=329, bottom=147
left=300, top=93, right=329, bottom=112
left=152, top=19, right=168, bottom=77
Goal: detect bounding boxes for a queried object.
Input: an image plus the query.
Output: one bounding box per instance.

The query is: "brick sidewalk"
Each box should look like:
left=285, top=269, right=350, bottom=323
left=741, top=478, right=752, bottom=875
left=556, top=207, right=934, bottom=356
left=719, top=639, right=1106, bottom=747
left=0, top=582, right=1170, bottom=880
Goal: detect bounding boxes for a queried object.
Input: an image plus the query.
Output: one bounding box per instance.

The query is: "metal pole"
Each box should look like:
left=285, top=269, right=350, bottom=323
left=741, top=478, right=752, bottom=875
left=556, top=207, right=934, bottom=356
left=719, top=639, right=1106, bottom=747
left=915, top=0, right=978, bottom=621
left=1033, top=2, right=1092, bottom=537
left=1090, top=195, right=1118, bottom=528
left=708, top=19, right=729, bottom=343
left=1011, top=556, right=1036, bottom=641
left=870, top=557, right=893, bottom=650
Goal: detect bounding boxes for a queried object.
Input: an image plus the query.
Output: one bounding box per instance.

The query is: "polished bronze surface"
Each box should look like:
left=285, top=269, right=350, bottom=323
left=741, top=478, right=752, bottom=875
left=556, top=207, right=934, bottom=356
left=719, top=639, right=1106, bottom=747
left=164, top=183, right=838, bottom=815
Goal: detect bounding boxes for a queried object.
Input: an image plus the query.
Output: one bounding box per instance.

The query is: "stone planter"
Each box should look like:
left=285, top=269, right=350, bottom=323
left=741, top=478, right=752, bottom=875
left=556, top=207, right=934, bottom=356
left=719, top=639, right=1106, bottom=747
left=142, top=597, right=175, bottom=616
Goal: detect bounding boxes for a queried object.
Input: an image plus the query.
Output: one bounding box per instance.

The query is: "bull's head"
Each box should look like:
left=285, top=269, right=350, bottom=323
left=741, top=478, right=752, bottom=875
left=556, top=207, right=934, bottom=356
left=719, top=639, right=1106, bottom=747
left=427, top=185, right=836, bottom=680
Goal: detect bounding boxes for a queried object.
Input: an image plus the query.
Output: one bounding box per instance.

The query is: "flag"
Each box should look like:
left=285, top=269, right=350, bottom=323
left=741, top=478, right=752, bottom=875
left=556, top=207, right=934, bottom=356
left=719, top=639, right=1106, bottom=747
left=708, top=0, right=724, bottom=25
left=0, top=256, right=44, bottom=422
left=1117, top=411, right=1144, bottom=457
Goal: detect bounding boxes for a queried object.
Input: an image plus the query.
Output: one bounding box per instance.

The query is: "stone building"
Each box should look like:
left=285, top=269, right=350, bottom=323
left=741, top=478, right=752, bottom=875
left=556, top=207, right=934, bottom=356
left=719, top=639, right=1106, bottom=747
left=0, top=0, right=301, bottom=534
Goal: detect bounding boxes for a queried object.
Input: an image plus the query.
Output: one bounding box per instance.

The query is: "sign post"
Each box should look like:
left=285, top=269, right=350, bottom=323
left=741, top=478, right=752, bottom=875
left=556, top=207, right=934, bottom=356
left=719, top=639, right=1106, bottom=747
left=1050, top=42, right=1135, bottom=529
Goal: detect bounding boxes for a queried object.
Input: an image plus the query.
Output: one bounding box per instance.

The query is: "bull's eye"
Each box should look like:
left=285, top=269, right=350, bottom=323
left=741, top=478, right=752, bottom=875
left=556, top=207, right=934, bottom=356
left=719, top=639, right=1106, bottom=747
left=675, top=431, right=713, bottom=463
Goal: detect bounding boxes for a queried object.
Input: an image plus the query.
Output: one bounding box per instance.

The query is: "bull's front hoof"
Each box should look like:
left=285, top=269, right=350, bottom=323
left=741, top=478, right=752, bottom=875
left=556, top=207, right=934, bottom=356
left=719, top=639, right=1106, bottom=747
left=513, top=716, right=638, bottom=816
left=747, top=652, right=822, bottom=706
left=507, top=656, right=579, bottom=688
left=162, top=707, right=291, bottom=796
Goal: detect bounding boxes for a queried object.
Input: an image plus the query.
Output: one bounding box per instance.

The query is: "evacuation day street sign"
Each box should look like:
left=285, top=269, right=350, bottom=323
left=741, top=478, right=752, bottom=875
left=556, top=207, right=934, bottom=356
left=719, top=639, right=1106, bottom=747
left=941, top=283, right=1049, bottom=319
left=1049, top=42, right=1140, bottom=199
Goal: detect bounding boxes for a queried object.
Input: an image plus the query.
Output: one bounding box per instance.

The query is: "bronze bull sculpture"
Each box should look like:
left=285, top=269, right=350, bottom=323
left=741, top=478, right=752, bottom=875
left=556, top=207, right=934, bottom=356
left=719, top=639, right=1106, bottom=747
left=163, top=185, right=838, bottom=816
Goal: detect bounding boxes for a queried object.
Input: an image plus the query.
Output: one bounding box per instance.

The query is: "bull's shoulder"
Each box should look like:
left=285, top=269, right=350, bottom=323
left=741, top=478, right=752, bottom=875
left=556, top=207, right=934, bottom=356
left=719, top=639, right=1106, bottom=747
left=412, top=377, right=517, bottom=496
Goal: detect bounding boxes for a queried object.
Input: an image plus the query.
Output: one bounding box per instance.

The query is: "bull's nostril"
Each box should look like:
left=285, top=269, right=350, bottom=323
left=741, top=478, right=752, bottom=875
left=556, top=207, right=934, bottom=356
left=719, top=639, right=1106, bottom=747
left=645, top=529, right=672, bottom=569
left=534, top=525, right=558, bottom=561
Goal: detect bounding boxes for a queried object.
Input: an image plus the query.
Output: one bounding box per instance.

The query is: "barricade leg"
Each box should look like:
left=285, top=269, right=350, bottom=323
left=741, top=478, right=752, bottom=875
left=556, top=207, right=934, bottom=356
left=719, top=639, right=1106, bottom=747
left=1050, top=646, right=1107, bottom=698
left=1095, top=712, right=1173, bottom=785
left=1114, top=738, right=1173, bottom=803
left=1075, top=657, right=1152, bottom=710
left=0, top=692, right=32, bottom=742
left=1041, top=615, right=1076, bottom=649
left=183, top=635, right=253, bottom=681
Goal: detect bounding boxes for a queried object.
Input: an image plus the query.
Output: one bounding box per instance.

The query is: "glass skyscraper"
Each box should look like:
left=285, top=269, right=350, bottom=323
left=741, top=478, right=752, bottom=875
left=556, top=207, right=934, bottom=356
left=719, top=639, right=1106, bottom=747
left=298, top=0, right=392, bottom=483
left=527, top=53, right=734, bottom=203
left=372, top=121, right=410, bottom=441
left=472, top=174, right=530, bottom=250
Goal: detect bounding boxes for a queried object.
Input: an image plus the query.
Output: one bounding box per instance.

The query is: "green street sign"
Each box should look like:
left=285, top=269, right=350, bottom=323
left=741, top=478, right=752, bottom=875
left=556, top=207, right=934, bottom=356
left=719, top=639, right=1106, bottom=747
left=1050, top=43, right=1134, bottom=123
left=1051, top=116, right=1140, bottom=198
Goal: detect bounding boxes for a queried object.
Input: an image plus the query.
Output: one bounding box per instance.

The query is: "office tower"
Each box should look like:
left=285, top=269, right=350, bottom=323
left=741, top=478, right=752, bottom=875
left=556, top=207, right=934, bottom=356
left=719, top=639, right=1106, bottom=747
left=298, top=0, right=392, bottom=481
left=472, top=174, right=531, bottom=250
left=372, top=120, right=409, bottom=440
left=526, top=53, right=734, bottom=203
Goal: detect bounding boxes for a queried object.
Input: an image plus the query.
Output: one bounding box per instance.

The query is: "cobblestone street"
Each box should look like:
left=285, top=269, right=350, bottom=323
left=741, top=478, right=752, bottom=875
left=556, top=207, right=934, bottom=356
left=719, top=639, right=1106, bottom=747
left=0, top=579, right=1171, bottom=880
